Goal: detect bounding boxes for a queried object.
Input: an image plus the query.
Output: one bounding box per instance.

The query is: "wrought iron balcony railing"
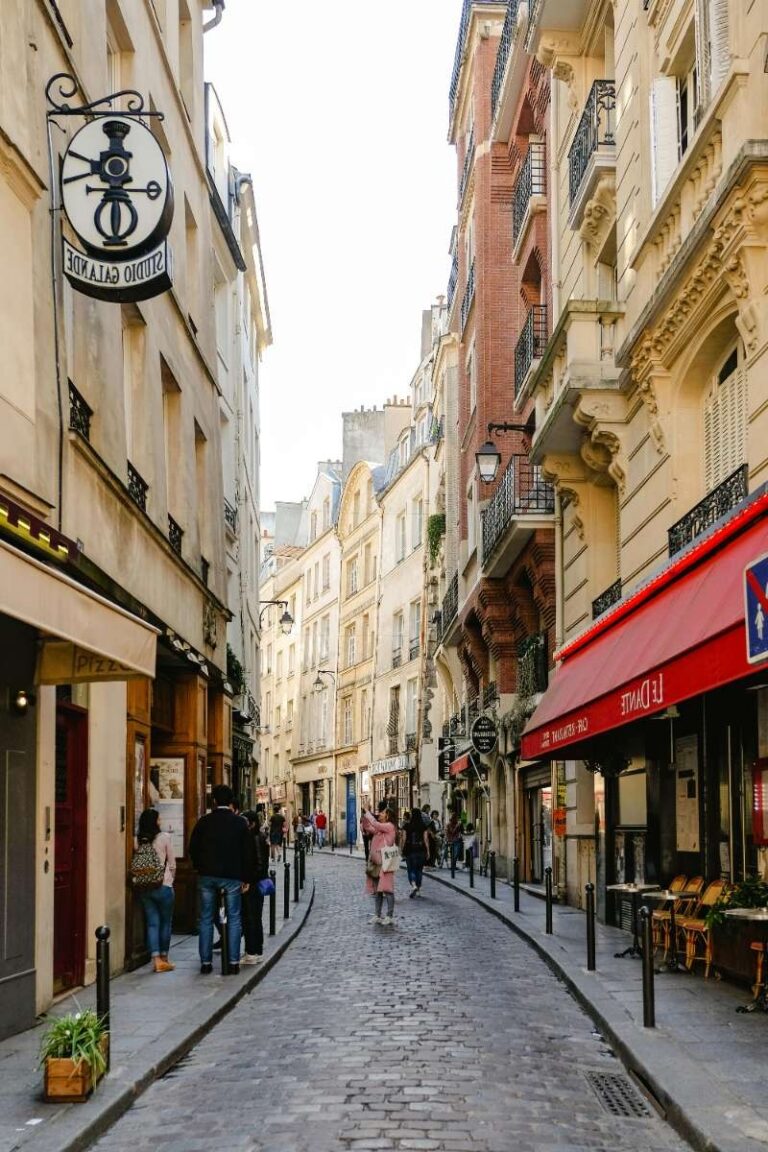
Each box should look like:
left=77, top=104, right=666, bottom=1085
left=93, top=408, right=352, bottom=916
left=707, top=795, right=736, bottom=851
left=668, top=465, right=749, bottom=557
left=409, top=640, right=420, bottom=661
left=461, top=260, right=476, bottom=333
left=491, top=0, right=519, bottom=121
left=459, top=128, right=475, bottom=205
left=405, top=732, right=418, bottom=752
left=388, top=734, right=399, bottom=756
left=517, top=632, right=547, bottom=697
left=449, top=1, right=498, bottom=119
left=392, top=647, right=402, bottom=669
left=127, top=461, right=148, bottom=512
left=441, top=571, right=459, bottom=638
left=68, top=380, right=92, bottom=440
left=513, top=140, right=546, bottom=241
left=224, top=499, right=237, bottom=534
left=592, top=578, right=621, bottom=619
left=568, top=80, right=616, bottom=206
left=483, top=681, right=499, bottom=709
left=168, top=515, right=183, bottom=555
left=481, top=454, right=555, bottom=564
left=515, top=304, right=547, bottom=399
left=447, top=254, right=458, bottom=311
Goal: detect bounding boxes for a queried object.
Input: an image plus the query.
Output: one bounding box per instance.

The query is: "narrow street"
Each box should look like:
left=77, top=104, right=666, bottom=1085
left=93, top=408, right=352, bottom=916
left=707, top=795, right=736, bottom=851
left=93, top=857, right=689, bottom=1152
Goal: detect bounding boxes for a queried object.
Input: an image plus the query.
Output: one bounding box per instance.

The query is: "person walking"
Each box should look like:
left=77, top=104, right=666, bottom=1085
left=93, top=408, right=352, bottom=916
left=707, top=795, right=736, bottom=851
left=241, top=810, right=269, bottom=965
left=269, top=805, right=286, bottom=863
left=134, top=808, right=176, bottom=972
left=360, top=805, right=374, bottom=860
left=361, top=804, right=398, bottom=925
left=401, top=808, right=430, bottom=897
left=314, top=807, right=328, bottom=848
left=445, top=809, right=463, bottom=869
left=188, top=784, right=253, bottom=975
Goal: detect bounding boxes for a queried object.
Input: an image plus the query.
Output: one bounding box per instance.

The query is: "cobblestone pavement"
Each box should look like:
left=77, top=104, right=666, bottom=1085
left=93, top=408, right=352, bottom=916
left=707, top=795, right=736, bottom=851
left=92, top=856, right=690, bottom=1152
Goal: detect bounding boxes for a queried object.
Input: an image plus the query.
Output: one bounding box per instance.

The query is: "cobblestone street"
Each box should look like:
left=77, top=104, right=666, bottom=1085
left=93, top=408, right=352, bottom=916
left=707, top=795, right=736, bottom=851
left=92, top=857, right=689, bottom=1152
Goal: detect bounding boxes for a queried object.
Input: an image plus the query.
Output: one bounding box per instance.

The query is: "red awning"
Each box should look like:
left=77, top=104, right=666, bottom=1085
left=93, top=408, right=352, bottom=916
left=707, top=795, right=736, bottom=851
left=522, top=496, right=768, bottom=760
left=450, top=752, right=473, bottom=776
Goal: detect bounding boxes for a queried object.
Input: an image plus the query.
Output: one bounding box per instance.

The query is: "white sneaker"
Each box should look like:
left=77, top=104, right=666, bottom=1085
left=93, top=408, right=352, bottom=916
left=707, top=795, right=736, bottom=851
left=369, top=915, right=382, bottom=924
left=241, top=954, right=262, bottom=965
left=380, top=916, right=394, bottom=926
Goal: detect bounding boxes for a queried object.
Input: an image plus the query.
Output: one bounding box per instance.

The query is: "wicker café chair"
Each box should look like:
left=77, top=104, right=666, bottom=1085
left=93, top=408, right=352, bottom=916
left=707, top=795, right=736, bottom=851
left=651, top=873, right=688, bottom=958
left=677, top=879, right=730, bottom=978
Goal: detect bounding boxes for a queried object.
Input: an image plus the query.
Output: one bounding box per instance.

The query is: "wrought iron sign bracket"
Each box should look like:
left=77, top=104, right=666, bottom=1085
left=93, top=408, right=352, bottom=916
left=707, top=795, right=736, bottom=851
left=45, top=73, right=165, bottom=122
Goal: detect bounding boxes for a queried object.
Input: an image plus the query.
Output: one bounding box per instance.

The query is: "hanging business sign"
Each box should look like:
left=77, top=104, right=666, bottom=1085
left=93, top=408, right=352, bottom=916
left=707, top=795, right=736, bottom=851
left=471, top=714, right=498, bottom=756
left=47, top=77, right=174, bottom=303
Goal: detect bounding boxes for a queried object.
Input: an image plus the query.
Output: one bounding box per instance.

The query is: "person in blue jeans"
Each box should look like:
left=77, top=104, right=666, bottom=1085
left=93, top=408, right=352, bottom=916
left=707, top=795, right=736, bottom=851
left=136, top=808, right=176, bottom=973
left=188, top=784, right=254, bottom=975
left=401, top=808, right=430, bottom=897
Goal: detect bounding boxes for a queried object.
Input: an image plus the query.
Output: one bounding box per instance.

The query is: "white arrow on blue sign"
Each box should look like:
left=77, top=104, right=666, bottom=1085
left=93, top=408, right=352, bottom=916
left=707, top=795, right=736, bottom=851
left=744, top=551, right=768, bottom=665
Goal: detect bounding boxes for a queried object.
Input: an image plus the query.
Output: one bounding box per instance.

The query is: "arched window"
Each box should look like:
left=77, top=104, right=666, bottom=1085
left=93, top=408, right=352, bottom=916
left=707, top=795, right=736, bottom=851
left=703, top=343, right=746, bottom=492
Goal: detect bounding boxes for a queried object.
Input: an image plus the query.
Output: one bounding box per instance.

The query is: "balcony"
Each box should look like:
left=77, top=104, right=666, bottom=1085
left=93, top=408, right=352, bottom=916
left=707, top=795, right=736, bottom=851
left=224, top=499, right=238, bottom=535
left=68, top=380, right=92, bottom=441
left=513, top=141, right=546, bottom=249
left=459, top=128, right=475, bottom=206
left=481, top=454, right=555, bottom=573
left=668, top=466, right=749, bottom=558
left=127, top=462, right=148, bottom=512
left=461, top=260, right=476, bottom=333
left=409, top=640, right=420, bottom=661
left=447, top=254, right=458, bottom=311
left=592, top=578, right=621, bottom=620
left=517, top=632, right=547, bottom=697
left=515, top=304, right=547, bottom=401
left=168, top=515, right=183, bottom=556
left=491, top=1, right=519, bottom=121
left=568, top=80, right=616, bottom=226
left=440, top=572, right=459, bottom=641
left=449, top=1, right=499, bottom=122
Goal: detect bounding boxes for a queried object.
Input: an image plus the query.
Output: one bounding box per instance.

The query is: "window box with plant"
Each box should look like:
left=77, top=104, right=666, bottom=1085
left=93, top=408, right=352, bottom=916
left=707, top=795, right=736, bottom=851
left=40, top=1010, right=109, bottom=1102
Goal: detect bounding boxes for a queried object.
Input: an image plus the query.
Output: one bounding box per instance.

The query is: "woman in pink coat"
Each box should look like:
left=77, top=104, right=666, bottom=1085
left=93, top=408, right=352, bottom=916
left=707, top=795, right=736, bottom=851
left=361, top=806, right=397, bottom=925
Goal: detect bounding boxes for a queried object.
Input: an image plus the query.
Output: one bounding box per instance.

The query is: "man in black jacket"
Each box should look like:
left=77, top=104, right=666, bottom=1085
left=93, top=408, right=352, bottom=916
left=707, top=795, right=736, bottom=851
left=189, top=784, right=253, bottom=974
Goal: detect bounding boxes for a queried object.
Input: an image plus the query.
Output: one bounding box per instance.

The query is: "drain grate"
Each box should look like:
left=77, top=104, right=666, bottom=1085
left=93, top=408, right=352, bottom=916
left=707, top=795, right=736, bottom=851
left=584, top=1070, right=653, bottom=1119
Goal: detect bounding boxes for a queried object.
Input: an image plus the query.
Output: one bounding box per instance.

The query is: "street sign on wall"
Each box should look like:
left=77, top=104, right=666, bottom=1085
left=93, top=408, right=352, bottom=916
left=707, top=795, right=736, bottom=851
left=471, top=715, right=497, bottom=756
left=745, top=552, right=768, bottom=665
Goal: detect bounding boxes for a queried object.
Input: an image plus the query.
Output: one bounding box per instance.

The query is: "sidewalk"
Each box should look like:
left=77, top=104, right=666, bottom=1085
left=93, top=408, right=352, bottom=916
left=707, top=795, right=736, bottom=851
left=417, top=859, right=768, bottom=1152
left=0, top=878, right=314, bottom=1152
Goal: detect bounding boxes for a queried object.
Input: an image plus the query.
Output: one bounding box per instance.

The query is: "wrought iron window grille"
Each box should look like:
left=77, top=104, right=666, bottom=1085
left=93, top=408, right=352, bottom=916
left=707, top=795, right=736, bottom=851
left=513, top=140, right=546, bottom=241
left=68, top=380, right=92, bottom=440
left=592, top=578, right=621, bottom=619
left=515, top=304, right=547, bottom=399
left=461, top=260, right=476, bottom=333
left=481, top=454, right=554, bottom=564
left=667, top=465, right=748, bottom=556
left=127, top=461, right=148, bottom=511
left=491, top=1, right=519, bottom=120
left=168, top=515, right=183, bottom=555
left=568, top=80, right=616, bottom=206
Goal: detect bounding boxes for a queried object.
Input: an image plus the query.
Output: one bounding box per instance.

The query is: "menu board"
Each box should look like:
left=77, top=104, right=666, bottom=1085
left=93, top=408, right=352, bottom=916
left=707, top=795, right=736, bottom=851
left=675, top=735, right=699, bottom=852
left=149, top=757, right=185, bottom=857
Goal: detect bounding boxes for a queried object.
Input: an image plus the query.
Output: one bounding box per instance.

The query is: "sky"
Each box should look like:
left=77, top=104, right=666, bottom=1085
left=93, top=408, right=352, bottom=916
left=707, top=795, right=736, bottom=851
left=204, top=0, right=464, bottom=511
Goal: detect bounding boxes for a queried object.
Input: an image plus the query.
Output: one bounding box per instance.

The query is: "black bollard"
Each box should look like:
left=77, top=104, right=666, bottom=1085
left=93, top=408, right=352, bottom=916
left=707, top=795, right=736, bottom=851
left=269, top=869, right=276, bottom=936
left=349, top=838, right=353, bottom=855
left=450, top=842, right=456, bottom=879
left=219, top=888, right=230, bottom=974
left=489, top=851, right=497, bottom=899
left=293, top=852, right=300, bottom=903
left=640, top=906, right=655, bottom=1028
left=283, top=861, right=290, bottom=919
left=95, top=926, right=111, bottom=1070
left=545, top=866, right=553, bottom=934
left=586, top=883, right=596, bottom=971
left=299, top=845, right=306, bottom=888
left=513, top=856, right=520, bottom=912
left=469, top=849, right=474, bottom=889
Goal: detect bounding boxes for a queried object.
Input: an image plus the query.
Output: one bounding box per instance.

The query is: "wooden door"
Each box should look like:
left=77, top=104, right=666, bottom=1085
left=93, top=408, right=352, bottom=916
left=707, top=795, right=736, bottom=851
left=53, top=706, right=88, bottom=993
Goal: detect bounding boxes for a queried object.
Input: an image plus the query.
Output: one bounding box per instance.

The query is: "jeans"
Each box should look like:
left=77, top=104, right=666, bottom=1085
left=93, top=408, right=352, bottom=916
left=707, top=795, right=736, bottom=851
left=197, top=876, right=243, bottom=965
left=449, top=840, right=462, bottom=866
left=375, top=891, right=394, bottom=918
left=242, top=887, right=264, bottom=956
left=406, top=851, right=426, bottom=889
left=140, top=885, right=174, bottom=956
left=316, top=828, right=326, bottom=847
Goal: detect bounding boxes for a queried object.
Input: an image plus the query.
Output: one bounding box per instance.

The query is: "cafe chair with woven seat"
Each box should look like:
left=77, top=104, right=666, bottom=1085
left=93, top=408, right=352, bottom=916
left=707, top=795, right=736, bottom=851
left=651, top=873, right=688, bottom=958
left=677, top=879, right=730, bottom=978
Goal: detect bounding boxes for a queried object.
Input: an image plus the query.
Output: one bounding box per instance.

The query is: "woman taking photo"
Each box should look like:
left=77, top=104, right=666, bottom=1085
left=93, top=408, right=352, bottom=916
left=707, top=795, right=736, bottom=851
left=135, top=808, right=176, bottom=972
left=401, top=808, right=430, bottom=897
left=361, top=804, right=397, bottom=925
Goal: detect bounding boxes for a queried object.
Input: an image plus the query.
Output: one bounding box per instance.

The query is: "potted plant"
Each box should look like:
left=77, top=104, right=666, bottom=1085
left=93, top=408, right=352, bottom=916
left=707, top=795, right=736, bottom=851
left=40, top=1010, right=109, bottom=1102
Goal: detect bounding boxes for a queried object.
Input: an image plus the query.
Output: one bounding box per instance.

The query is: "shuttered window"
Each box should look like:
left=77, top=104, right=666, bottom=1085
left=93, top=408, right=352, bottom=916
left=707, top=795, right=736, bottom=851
left=650, top=76, right=679, bottom=206
left=704, top=346, right=746, bottom=492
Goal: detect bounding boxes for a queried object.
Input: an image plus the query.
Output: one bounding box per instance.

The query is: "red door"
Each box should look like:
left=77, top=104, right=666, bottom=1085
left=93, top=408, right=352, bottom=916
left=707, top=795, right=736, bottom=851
left=54, top=705, right=88, bottom=993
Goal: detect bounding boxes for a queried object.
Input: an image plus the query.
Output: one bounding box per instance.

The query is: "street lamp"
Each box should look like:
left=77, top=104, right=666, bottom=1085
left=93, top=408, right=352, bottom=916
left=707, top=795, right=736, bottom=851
left=259, top=599, right=294, bottom=635
left=475, top=420, right=534, bottom=484
left=313, top=669, right=336, bottom=694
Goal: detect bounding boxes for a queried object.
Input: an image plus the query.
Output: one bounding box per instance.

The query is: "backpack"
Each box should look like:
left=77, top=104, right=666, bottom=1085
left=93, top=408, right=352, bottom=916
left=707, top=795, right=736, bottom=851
left=129, top=840, right=165, bottom=890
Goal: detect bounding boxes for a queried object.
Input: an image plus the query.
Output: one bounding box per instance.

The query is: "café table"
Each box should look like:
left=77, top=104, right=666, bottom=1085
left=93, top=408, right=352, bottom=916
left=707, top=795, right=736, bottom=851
left=606, top=882, right=660, bottom=958
left=642, top=889, right=689, bottom=973
left=724, top=906, right=768, bottom=1013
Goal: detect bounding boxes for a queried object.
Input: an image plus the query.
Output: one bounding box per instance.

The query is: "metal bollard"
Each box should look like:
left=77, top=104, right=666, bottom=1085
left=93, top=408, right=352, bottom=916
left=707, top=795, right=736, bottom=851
left=349, top=838, right=353, bottom=855
left=95, top=926, right=111, bottom=1070
left=586, top=883, right=596, bottom=971
left=545, top=866, right=553, bottom=934
left=269, top=869, right=276, bottom=936
left=513, top=856, right=520, bottom=912
left=299, top=845, right=306, bottom=888
left=468, top=850, right=474, bottom=889
left=283, top=862, right=290, bottom=919
left=640, top=906, right=655, bottom=1028
left=450, top=843, right=456, bottom=879
left=219, top=888, right=230, bottom=974
left=490, top=851, right=497, bottom=899
left=293, top=852, right=300, bottom=903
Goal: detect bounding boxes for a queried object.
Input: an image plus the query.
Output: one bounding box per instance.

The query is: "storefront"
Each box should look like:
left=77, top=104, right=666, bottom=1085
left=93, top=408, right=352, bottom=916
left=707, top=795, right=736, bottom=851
left=522, top=491, right=768, bottom=921
left=520, top=762, right=553, bottom=885
left=370, top=753, right=412, bottom=821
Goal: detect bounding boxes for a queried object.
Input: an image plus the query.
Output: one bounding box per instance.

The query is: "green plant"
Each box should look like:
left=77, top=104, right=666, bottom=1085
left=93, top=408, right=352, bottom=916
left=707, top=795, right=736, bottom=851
left=39, top=1010, right=108, bottom=1076
left=226, top=644, right=246, bottom=695
left=427, top=513, right=446, bottom=566
left=704, top=874, right=768, bottom=931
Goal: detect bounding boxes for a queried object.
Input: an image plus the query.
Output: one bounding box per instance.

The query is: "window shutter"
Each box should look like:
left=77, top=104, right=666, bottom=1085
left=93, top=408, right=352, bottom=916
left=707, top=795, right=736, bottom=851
left=694, top=0, right=711, bottom=111
left=708, top=0, right=730, bottom=94
left=650, top=77, right=679, bottom=206
left=704, top=362, right=746, bottom=490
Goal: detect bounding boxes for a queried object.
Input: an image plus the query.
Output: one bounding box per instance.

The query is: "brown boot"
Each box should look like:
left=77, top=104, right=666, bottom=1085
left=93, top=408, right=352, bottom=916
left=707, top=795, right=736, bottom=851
left=154, top=956, right=175, bottom=973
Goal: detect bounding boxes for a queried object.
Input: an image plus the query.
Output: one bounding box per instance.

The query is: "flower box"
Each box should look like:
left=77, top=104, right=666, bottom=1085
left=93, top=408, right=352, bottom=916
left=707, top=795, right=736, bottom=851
left=42, top=1030, right=109, bottom=1102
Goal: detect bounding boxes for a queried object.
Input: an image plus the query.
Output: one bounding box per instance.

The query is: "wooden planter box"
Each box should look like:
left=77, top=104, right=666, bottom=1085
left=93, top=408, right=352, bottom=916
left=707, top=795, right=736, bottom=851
left=43, top=1035, right=109, bottom=1102
left=712, top=922, right=765, bottom=986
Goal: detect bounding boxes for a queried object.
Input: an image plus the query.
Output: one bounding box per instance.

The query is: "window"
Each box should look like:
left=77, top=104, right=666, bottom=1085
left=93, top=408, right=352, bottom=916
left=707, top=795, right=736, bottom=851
left=362, top=613, right=370, bottom=660
left=320, top=615, right=330, bottom=662
left=346, top=624, right=357, bottom=667
left=305, top=569, right=312, bottom=603
left=406, top=678, right=418, bottom=735
left=393, top=612, right=404, bottom=665
left=347, top=557, right=359, bottom=596
left=288, top=644, right=295, bottom=676
left=273, top=753, right=279, bottom=779
left=412, top=499, right=424, bottom=550
left=364, top=542, right=375, bottom=585
left=409, top=599, right=420, bottom=658
left=302, top=627, right=310, bottom=671
left=342, top=697, right=353, bottom=745
left=310, top=511, right=318, bottom=541
left=396, top=513, right=407, bottom=562
left=276, top=652, right=283, bottom=681
left=353, top=489, right=361, bottom=527
left=265, top=691, right=272, bottom=719
left=311, top=621, right=318, bottom=668
left=387, top=686, right=401, bottom=752
left=265, top=644, right=273, bottom=674
left=319, top=693, right=329, bottom=745
left=322, top=553, right=331, bottom=591
left=467, top=341, right=477, bottom=413
left=287, top=700, right=294, bottom=728
left=361, top=689, right=370, bottom=739
left=399, top=436, right=411, bottom=468
left=275, top=704, right=281, bottom=730
left=704, top=344, right=746, bottom=492
left=289, top=594, right=296, bottom=621
left=322, top=497, right=331, bottom=530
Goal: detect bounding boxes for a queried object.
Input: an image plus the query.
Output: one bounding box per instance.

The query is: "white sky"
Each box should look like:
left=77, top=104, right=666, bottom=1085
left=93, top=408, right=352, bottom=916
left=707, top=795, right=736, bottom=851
left=204, top=0, right=464, bottom=511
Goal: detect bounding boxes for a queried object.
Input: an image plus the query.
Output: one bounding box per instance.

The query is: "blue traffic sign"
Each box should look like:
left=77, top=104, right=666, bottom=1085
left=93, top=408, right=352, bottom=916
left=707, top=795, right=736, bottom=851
left=744, top=551, right=768, bottom=664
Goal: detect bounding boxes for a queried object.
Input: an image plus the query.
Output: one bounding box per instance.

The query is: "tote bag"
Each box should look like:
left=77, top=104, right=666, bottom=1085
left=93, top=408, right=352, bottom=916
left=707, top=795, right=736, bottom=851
left=380, top=845, right=401, bottom=874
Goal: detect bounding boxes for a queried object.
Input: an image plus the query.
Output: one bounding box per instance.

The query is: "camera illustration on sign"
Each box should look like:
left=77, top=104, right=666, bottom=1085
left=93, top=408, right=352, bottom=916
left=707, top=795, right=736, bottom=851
left=471, top=714, right=497, bottom=756
left=47, top=75, right=175, bottom=304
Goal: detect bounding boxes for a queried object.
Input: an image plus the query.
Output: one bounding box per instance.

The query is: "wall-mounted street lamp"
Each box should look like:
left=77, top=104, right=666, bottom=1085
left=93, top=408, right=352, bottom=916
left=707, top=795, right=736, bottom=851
left=259, top=599, right=294, bottom=635
left=312, top=669, right=336, bottom=694
left=475, top=419, right=534, bottom=484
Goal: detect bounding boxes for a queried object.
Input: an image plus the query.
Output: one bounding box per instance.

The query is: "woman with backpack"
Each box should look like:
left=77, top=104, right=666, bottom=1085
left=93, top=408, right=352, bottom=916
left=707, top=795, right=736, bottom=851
left=133, top=808, right=176, bottom=972
left=401, top=808, right=430, bottom=897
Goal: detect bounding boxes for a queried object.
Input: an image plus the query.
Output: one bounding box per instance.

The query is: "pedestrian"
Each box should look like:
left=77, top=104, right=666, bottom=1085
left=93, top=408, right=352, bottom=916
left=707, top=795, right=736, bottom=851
left=188, top=783, right=253, bottom=975
left=429, top=810, right=442, bottom=866
left=361, top=803, right=398, bottom=925
left=401, top=808, right=430, bottom=897
left=269, top=804, right=286, bottom=863
left=315, top=807, right=328, bottom=848
left=463, top=821, right=479, bottom=868
left=446, top=809, right=463, bottom=868
left=133, top=808, right=176, bottom=973
left=361, top=805, right=374, bottom=861
left=241, top=811, right=269, bottom=965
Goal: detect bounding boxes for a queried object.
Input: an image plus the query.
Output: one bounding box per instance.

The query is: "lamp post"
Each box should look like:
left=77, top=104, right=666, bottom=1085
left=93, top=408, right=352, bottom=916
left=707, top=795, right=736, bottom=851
left=475, top=420, right=534, bottom=484
left=312, top=670, right=336, bottom=845
left=258, top=599, right=294, bottom=635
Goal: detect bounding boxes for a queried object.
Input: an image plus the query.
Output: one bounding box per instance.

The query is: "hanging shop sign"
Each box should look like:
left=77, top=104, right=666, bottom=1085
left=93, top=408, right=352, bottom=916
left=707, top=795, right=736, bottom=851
left=47, top=75, right=174, bottom=303
left=471, top=714, right=498, bottom=756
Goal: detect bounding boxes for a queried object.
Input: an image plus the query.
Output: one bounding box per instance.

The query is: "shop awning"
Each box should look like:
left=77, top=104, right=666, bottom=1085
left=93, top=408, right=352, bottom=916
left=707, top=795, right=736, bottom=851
left=450, top=751, right=478, bottom=776
left=522, top=495, right=768, bottom=760
left=0, top=539, right=157, bottom=681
